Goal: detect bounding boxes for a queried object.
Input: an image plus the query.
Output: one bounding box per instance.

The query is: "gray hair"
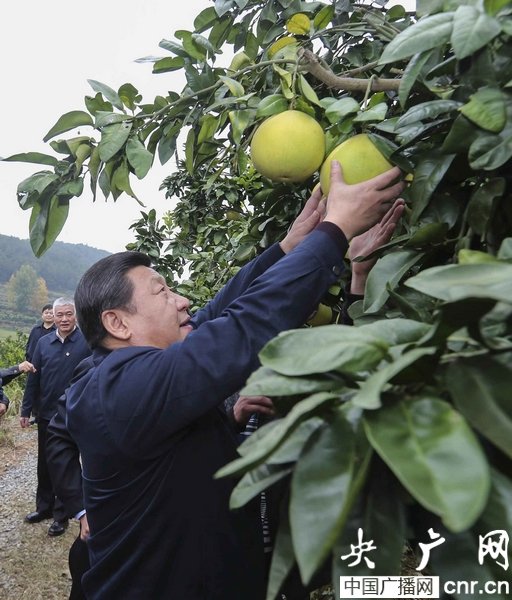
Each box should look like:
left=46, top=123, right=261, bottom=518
left=53, top=297, right=75, bottom=311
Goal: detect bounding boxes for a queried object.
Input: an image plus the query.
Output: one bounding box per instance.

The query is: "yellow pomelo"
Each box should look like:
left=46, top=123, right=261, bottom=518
left=250, top=110, right=325, bottom=183
left=307, top=303, right=333, bottom=327
left=319, top=133, right=393, bottom=194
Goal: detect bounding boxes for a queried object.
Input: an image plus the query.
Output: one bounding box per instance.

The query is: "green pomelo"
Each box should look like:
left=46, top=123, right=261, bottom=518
left=307, top=303, right=333, bottom=327
left=250, top=110, right=325, bottom=183
left=319, top=134, right=393, bottom=194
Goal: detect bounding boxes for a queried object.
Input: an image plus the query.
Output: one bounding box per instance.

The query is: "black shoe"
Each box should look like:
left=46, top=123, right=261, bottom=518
left=48, top=520, right=68, bottom=537
left=25, top=510, right=53, bottom=524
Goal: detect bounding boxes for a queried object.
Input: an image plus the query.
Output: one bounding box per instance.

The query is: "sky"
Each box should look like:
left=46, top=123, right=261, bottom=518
left=0, top=0, right=414, bottom=254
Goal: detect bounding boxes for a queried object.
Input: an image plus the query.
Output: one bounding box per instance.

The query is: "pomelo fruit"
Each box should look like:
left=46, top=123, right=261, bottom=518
left=319, top=133, right=393, bottom=194
left=307, top=303, right=333, bottom=326
left=250, top=110, right=325, bottom=183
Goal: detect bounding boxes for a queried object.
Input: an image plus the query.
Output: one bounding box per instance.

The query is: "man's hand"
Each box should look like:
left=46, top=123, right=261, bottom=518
left=324, top=161, right=405, bottom=240
left=0, top=403, right=7, bottom=417
left=79, top=513, right=90, bottom=541
left=279, top=186, right=325, bottom=254
left=349, top=199, right=405, bottom=294
left=20, top=417, right=30, bottom=428
left=233, top=395, right=275, bottom=427
left=18, top=361, right=36, bottom=374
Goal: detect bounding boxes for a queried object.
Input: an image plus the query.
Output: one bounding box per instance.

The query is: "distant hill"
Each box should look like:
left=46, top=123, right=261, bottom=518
left=0, top=234, right=110, bottom=292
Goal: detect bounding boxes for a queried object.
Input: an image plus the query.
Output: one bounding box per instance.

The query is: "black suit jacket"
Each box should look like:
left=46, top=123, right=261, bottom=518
left=46, top=356, right=94, bottom=518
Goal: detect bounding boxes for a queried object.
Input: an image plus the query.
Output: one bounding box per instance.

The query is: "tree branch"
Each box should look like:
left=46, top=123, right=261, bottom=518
left=299, top=48, right=400, bottom=92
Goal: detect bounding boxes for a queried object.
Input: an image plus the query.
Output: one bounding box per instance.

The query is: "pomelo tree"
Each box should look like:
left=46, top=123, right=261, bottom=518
left=5, top=0, right=512, bottom=597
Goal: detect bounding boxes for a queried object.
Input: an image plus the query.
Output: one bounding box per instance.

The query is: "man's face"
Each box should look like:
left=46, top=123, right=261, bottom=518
left=53, top=304, right=76, bottom=336
left=123, top=266, right=193, bottom=349
left=42, top=308, right=54, bottom=325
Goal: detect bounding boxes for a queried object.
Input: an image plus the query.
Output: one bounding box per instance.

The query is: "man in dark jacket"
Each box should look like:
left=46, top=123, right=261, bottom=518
left=0, top=361, right=36, bottom=416
left=25, top=304, right=55, bottom=361
left=21, top=297, right=91, bottom=536
left=65, top=163, right=404, bottom=599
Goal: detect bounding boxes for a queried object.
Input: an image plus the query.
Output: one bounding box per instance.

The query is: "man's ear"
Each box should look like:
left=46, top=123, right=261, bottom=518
left=101, top=310, right=131, bottom=342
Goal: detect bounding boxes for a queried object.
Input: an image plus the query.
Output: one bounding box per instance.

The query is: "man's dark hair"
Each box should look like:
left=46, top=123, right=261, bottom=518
left=75, top=251, right=151, bottom=349
left=42, top=304, right=53, bottom=312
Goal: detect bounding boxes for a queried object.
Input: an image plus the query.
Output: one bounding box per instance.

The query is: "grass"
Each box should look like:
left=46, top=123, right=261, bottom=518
left=0, top=326, right=18, bottom=340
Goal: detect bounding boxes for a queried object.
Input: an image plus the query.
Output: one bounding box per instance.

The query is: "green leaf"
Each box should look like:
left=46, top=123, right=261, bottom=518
left=214, top=0, right=235, bottom=18
left=158, top=38, right=189, bottom=57
left=405, top=262, right=512, bottom=304
left=313, top=4, right=334, bottom=30
left=126, top=137, right=153, bottom=179
left=228, top=109, right=253, bottom=145
left=324, top=97, right=360, bottom=124
left=359, top=319, right=431, bottom=346
left=286, top=13, right=310, bottom=35
left=17, top=171, right=59, bottom=209
left=409, top=151, right=455, bottom=222
left=259, top=326, right=389, bottom=376
left=43, top=111, right=94, bottom=143
left=230, top=463, right=292, bottom=509
left=469, top=131, right=512, bottom=170
left=152, top=56, right=186, bottom=74
left=185, top=128, right=195, bottom=175
left=266, top=510, right=295, bottom=600
left=176, top=30, right=207, bottom=61
left=219, top=75, right=245, bottom=97
left=451, top=5, right=501, bottom=60
left=29, top=196, right=70, bottom=257
left=87, top=79, right=123, bottom=110
left=256, top=95, right=288, bottom=118
left=404, top=222, right=450, bottom=247
left=94, top=112, right=132, bottom=128
left=477, top=469, right=512, bottom=562
left=447, top=357, right=512, bottom=460
left=215, top=392, right=340, bottom=478
left=397, top=100, right=462, bottom=128
left=243, top=366, right=344, bottom=398
left=118, top=83, right=140, bottom=111
left=194, top=6, right=218, bottom=32
left=441, top=114, right=479, bottom=153
left=98, top=121, right=132, bottom=162
left=88, top=146, right=101, bottom=201
left=364, top=397, right=490, bottom=532
left=298, top=75, right=321, bottom=106
left=3, top=152, right=59, bottom=167
left=57, top=178, right=84, bottom=197
left=379, top=12, right=454, bottom=65
left=399, top=50, right=436, bottom=108
left=467, top=177, right=505, bottom=236
left=460, top=87, right=507, bottom=133
left=363, top=250, right=424, bottom=313
left=290, top=411, right=355, bottom=583
left=353, top=102, right=388, bottom=123
left=484, top=0, right=512, bottom=15
left=353, top=347, right=438, bottom=410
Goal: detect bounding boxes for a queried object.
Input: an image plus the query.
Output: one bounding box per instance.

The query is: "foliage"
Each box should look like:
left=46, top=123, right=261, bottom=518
left=0, top=233, right=109, bottom=291
left=0, top=332, right=29, bottom=414
left=6, top=0, right=512, bottom=597
left=6, top=265, right=47, bottom=314
left=31, top=277, right=49, bottom=313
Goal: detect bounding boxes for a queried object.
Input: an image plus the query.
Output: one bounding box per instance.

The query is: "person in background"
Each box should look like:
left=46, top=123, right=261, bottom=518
left=26, top=304, right=55, bottom=362
left=20, top=297, right=91, bottom=537
left=0, top=361, right=36, bottom=417
left=64, top=162, right=405, bottom=599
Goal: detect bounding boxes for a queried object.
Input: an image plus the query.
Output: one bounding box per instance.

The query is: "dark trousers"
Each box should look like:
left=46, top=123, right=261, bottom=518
left=36, top=418, right=67, bottom=521
left=69, top=535, right=90, bottom=600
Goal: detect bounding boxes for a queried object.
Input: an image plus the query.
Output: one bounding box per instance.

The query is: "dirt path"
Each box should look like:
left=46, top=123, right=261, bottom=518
left=0, top=418, right=78, bottom=600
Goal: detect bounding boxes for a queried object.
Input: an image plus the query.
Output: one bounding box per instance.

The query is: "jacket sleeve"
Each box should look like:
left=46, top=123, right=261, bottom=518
left=0, top=385, right=8, bottom=409
left=96, top=227, right=348, bottom=457
left=191, top=243, right=285, bottom=327
left=0, top=365, right=22, bottom=386
left=21, top=344, right=42, bottom=417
